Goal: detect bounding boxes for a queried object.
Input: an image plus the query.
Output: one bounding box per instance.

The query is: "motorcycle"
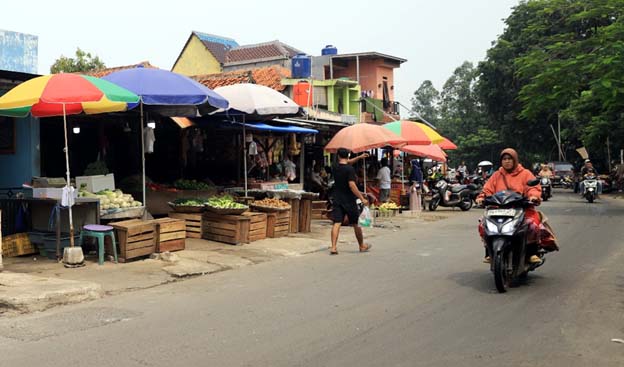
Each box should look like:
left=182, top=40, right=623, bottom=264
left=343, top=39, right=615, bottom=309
left=428, top=178, right=475, bottom=211
left=480, top=180, right=546, bottom=293
left=539, top=176, right=552, bottom=201
left=581, top=174, right=598, bottom=203
left=468, top=175, right=484, bottom=204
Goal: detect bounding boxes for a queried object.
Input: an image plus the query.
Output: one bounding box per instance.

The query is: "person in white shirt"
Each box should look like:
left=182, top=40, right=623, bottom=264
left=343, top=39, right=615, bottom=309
left=376, top=158, right=392, bottom=202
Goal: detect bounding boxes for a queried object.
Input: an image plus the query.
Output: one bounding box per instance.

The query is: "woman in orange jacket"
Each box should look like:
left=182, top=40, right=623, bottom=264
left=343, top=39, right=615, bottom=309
left=476, top=148, right=546, bottom=264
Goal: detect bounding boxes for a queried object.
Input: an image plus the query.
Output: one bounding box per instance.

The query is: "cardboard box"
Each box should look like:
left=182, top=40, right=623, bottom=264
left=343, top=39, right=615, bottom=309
left=76, top=174, right=115, bottom=193
left=25, top=187, right=77, bottom=200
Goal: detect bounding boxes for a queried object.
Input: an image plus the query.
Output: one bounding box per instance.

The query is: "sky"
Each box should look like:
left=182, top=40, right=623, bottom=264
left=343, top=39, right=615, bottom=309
left=2, top=0, right=520, bottom=117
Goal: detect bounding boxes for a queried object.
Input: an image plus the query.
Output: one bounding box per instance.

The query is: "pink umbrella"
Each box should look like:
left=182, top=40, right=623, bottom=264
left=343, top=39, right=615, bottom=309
left=402, top=144, right=447, bottom=162
left=325, top=123, right=406, bottom=153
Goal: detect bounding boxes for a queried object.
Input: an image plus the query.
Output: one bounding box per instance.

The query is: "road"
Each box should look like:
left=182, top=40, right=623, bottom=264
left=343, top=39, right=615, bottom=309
left=1, top=190, right=623, bottom=367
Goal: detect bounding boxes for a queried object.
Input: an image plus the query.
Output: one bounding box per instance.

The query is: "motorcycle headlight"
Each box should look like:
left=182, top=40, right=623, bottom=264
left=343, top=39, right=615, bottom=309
left=540, top=178, right=549, bottom=185
left=501, top=218, right=520, bottom=234
left=485, top=219, right=499, bottom=234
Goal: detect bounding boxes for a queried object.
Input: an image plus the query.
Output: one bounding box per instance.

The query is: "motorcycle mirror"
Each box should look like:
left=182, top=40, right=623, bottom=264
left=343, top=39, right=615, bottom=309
left=527, top=179, right=540, bottom=186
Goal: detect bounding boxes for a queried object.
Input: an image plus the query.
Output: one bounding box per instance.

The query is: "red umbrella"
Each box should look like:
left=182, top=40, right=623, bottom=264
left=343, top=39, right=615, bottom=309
left=438, top=137, right=458, bottom=150
left=325, top=123, right=406, bottom=153
left=402, top=144, right=447, bottom=162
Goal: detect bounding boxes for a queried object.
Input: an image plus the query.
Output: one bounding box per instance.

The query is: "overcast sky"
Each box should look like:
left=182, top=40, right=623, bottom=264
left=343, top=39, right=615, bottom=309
left=3, top=0, right=519, bottom=116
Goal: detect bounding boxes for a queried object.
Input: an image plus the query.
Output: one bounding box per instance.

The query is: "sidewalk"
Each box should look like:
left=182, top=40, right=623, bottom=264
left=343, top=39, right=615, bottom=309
left=0, top=209, right=454, bottom=316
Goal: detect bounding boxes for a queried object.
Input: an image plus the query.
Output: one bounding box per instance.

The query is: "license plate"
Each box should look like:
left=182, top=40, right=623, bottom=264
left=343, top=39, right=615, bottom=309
left=487, top=209, right=516, bottom=217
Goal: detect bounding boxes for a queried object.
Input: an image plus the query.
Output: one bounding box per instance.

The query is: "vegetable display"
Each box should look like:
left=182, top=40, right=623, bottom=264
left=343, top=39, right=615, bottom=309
left=173, top=179, right=213, bottom=190
left=379, top=202, right=400, bottom=211
left=252, top=198, right=290, bottom=209
left=206, top=195, right=248, bottom=209
left=172, top=198, right=207, bottom=207
left=78, top=186, right=142, bottom=214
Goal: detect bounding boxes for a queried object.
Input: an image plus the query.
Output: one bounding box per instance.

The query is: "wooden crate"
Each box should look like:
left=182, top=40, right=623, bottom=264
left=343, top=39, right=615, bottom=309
left=312, top=200, right=328, bottom=220
left=110, top=219, right=156, bottom=262
left=1, top=232, right=37, bottom=257
left=202, top=212, right=250, bottom=245
left=283, top=198, right=300, bottom=233
left=168, top=212, right=202, bottom=238
left=153, top=218, right=186, bottom=253
left=299, top=199, right=313, bottom=233
left=265, top=210, right=290, bottom=238
left=242, top=212, right=267, bottom=242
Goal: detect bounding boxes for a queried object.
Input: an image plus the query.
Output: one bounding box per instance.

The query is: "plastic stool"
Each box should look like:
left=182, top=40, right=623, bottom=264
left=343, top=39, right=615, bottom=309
left=79, top=224, right=118, bottom=265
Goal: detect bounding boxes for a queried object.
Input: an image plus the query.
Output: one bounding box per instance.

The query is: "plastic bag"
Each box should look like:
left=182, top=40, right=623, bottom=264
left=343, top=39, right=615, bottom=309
left=358, top=206, right=372, bottom=227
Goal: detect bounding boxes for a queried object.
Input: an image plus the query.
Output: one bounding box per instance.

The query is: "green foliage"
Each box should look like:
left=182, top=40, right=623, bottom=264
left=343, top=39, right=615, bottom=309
left=410, top=80, right=440, bottom=124
left=50, top=48, right=106, bottom=74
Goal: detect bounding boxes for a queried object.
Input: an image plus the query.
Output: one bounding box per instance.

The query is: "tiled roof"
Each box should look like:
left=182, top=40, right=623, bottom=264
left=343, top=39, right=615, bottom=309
left=225, top=41, right=302, bottom=64
left=201, top=40, right=232, bottom=64
left=192, top=66, right=291, bottom=91
left=193, top=31, right=238, bottom=48
left=87, top=61, right=158, bottom=78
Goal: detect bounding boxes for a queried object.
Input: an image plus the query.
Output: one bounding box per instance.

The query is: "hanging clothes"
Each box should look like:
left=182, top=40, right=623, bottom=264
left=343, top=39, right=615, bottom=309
left=248, top=141, right=258, bottom=155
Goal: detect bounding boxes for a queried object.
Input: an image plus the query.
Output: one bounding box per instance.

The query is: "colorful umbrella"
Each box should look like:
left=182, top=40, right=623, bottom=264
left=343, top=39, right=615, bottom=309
left=383, top=120, right=446, bottom=145
left=0, top=73, right=139, bottom=254
left=325, top=123, right=406, bottom=153
left=402, top=144, right=447, bottom=162
left=215, top=83, right=300, bottom=117
left=438, top=137, right=458, bottom=150
left=0, top=73, right=139, bottom=117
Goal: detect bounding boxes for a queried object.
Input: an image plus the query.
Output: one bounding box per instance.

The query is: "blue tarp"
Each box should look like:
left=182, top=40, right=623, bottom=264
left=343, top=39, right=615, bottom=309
left=234, top=122, right=318, bottom=134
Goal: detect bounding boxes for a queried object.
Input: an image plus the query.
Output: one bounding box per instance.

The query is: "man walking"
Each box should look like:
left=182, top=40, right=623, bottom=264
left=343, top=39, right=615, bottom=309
left=329, top=148, right=373, bottom=255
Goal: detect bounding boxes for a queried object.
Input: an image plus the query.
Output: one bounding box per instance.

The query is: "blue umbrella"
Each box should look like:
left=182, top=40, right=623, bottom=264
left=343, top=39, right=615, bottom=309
left=102, top=67, right=229, bottom=209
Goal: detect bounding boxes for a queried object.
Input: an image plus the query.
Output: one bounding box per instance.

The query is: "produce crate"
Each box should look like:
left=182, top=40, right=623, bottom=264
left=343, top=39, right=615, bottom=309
left=282, top=198, right=300, bottom=233
left=265, top=210, right=290, bottom=238
left=110, top=219, right=156, bottom=262
left=153, top=218, right=186, bottom=253
left=1, top=232, right=37, bottom=257
left=168, top=212, right=203, bottom=238
left=312, top=200, right=328, bottom=220
left=241, top=212, right=267, bottom=242
left=202, top=212, right=250, bottom=245
left=299, top=198, right=313, bottom=233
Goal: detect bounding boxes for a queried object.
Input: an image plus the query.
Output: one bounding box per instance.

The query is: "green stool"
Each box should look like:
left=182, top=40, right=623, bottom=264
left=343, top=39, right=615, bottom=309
left=79, top=224, right=118, bottom=265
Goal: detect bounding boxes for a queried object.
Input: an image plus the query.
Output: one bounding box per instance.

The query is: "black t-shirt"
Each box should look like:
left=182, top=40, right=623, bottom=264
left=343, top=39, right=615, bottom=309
left=332, top=163, right=357, bottom=205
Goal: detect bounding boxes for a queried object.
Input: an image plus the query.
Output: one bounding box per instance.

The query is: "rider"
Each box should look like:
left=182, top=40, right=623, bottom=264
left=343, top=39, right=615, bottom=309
left=538, top=163, right=553, bottom=178
left=579, top=159, right=602, bottom=195
left=476, top=148, right=545, bottom=264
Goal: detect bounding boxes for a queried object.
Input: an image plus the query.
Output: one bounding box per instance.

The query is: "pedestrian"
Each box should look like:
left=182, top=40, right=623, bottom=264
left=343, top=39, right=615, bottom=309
left=409, top=159, right=423, bottom=211
left=329, top=148, right=373, bottom=255
left=376, top=157, right=392, bottom=202
left=457, top=161, right=468, bottom=182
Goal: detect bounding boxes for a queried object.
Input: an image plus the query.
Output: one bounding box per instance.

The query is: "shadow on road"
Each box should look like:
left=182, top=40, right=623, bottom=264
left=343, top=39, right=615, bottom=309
left=447, top=270, right=495, bottom=294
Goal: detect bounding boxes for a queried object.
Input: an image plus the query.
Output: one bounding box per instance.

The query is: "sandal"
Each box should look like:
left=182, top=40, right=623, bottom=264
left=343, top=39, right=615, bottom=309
left=359, top=244, right=372, bottom=253
left=330, top=250, right=339, bottom=255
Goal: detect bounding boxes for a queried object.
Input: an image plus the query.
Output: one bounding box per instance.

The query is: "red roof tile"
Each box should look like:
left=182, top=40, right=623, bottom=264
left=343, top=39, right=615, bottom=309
left=87, top=61, right=159, bottom=78
left=225, top=41, right=301, bottom=64
left=192, top=66, right=291, bottom=91
left=201, top=40, right=231, bottom=64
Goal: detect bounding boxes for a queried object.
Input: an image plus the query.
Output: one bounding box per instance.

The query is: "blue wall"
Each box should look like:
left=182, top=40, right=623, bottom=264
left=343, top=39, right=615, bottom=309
left=0, top=29, right=38, bottom=74
left=0, top=117, right=40, bottom=189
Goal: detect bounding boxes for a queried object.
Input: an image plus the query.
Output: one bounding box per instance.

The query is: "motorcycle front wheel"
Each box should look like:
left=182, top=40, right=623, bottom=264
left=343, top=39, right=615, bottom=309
left=587, top=193, right=594, bottom=203
left=429, top=197, right=440, bottom=211
left=494, top=251, right=511, bottom=293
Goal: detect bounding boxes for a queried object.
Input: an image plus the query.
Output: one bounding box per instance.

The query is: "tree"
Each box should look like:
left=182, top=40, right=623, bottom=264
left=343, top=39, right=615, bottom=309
left=50, top=48, right=106, bottom=74
left=410, top=80, right=440, bottom=124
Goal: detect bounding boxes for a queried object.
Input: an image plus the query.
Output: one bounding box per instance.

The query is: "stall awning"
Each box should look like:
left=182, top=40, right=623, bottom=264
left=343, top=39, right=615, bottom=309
left=234, top=121, right=318, bottom=134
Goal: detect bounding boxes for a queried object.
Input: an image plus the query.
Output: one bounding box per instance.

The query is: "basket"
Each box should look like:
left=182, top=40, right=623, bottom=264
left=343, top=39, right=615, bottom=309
left=250, top=203, right=291, bottom=213
left=204, top=205, right=248, bottom=215
left=168, top=202, right=205, bottom=213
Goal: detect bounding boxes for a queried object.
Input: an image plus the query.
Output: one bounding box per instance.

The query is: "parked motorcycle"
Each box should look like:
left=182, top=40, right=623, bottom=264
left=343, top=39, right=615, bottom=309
left=581, top=174, right=599, bottom=203
left=468, top=175, right=484, bottom=204
left=539, top=176, right=552, bottom=201
left=480, top=180, right=546, bottom=293
left=428, top=178, right=475, bottom=211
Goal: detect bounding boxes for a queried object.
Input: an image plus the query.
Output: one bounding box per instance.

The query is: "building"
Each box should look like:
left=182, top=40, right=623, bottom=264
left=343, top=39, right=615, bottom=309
left=0, top=29, right=38, bottom=74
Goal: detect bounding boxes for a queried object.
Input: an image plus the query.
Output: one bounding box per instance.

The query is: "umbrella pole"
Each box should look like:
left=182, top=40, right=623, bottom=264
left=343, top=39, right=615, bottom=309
left=363, top=155, right=367, bottom=194
left=62, top=104, right=75, bottom=248
left=140, top=103, right=146, bottom=215
left=243, top=117, right=248, bottom=197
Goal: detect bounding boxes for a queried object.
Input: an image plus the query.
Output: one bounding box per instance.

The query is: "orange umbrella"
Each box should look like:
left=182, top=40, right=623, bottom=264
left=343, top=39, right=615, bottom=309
left=438, top=137, right=458, bottom=150
left=325, top=123, right=406, bottom=153
left=402, top=144, right=447, bottom=162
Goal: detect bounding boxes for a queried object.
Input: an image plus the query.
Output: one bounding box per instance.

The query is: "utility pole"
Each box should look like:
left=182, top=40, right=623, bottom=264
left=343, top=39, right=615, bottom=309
left=557, top=113, right=563, bottom=161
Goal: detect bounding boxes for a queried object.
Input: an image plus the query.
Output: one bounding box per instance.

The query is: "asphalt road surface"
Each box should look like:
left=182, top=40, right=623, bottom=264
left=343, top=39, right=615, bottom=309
left=1, top=190, right=623, bottom=367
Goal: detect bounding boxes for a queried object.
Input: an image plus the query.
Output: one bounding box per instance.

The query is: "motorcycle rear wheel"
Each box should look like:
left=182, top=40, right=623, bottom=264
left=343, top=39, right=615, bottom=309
left=459, top=196, right=472, bottom=211
left=494, top=252, right=511, bottom=293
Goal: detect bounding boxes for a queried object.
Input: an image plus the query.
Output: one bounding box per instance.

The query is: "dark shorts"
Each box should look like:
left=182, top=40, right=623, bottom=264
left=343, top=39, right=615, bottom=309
left=331, top=202, right=360, bottom=225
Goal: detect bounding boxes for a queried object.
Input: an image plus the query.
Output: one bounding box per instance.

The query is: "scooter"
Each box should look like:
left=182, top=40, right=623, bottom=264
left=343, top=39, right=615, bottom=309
left=539, top=176, right=552, bottom=201
left=582, top=174, right=598, bottom=203
left=480, top=180, right=546, bottom=293
left=468, top=175, right=484, bottom=204
left=428, top=178, right=475, bottom=211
